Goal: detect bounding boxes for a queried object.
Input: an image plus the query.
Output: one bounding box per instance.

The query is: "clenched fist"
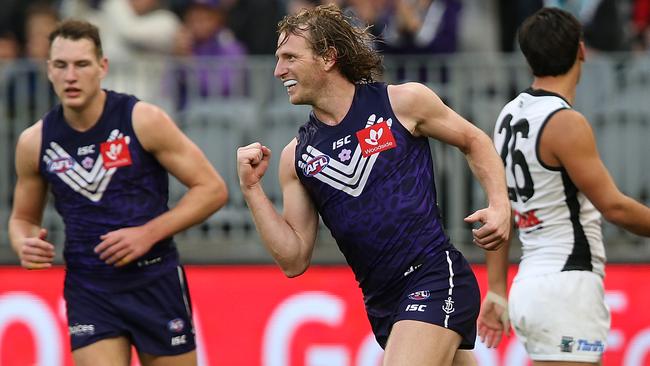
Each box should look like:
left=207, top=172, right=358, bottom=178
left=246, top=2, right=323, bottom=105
left=237, top=142, right=272, bottom=189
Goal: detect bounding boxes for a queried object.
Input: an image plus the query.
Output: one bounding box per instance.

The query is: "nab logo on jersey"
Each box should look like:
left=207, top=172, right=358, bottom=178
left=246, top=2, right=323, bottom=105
left=100, top=137, right=132, bottom=169
left=356, top=121, right=396, bottom=157
left=302, top=155, right=330, bottom=176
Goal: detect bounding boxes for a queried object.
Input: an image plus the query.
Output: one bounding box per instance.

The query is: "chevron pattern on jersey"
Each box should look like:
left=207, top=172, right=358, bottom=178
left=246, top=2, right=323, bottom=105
left=297, top=114, right=392, bottom=197
left=43, top=129, right=130, bottom=202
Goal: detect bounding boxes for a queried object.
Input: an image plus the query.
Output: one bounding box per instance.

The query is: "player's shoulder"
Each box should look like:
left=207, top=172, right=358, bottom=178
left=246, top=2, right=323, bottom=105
left=131, top=101, right=183, bottom=152
left=132, top=101, right=175, bottom=132
left=17, top=120, right=43, bottom=148
left=546, top=108, right=591, bottom=134
left=280, top=138, right=299, bottom=180
left=387, top=82, right=442, bottom=115
left=542, top=108, right=595, bottom=157
left=15, top=120, right=43, bottom=169
left=132, top=100, right=167, bottom=120
left=281, top=137, right=298, bottom=158
left=387, top=82, right=436, bottom=101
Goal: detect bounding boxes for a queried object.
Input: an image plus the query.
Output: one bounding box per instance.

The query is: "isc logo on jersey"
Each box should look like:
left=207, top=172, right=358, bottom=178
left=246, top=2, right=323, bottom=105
left=47, top=157, right=74, bottom=173
left=171, top=334, right=187, bottom=346
left=302, top=155, right=329, bottom=176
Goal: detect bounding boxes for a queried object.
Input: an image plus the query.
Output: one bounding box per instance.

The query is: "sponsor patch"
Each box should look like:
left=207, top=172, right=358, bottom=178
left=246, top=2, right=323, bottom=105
left=100, top=137, right=132, bottom=169
left=356, top=121, right=396, bottom=157
left=408, top=290, right=431, bottom=300
left=171, top=334, right=187, bottom=346
left=69, top=323, right=95, bottom=336
left=302, top=155, right=330, bottom=176
left=576, top=339, right=605, bottom=353
left=405, top=304, right=427, bottom=312
left=168, top=318, right=185, bottom=333
left=47, top=157, right=74, bottom=173
left=559, top=336, right=575, bottom=353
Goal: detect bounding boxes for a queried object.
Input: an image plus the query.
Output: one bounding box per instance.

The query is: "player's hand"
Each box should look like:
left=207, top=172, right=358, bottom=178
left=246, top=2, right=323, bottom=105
left=18, top=228, right=55, bottom=270
left=94, top=226, right=155, bottom=267
left=464, top=205, right=510, bottom=250
left=237, top=142, right=271, bottom=190
left=478, top=290, right=510, bottom=348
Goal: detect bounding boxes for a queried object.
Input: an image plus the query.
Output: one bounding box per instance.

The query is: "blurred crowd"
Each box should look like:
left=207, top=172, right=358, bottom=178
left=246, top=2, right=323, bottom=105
left=0, top=0, right=649, bottom=107
left=1, top=0, right=649, bottom=63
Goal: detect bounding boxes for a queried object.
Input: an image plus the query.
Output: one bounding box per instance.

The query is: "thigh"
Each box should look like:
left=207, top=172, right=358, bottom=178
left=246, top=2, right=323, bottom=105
left=452, top=350, right=478, bottom=366
left=383, top=320, right=463, bottom=366
left=509, top=271, right=609, bottom=363
left=139, top=350, right=197, bottom=366
left=73, top=336, right=131, bottom=366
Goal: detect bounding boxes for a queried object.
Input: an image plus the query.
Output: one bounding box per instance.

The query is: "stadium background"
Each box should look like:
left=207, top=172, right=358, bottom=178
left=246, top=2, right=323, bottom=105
left=1, top=0, right=650, bottom=365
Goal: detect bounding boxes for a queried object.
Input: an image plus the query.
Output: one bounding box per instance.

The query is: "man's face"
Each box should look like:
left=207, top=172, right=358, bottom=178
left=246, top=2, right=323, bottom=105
left=274, top=31, right=326, bottom=105
left=47, top=37, right=107, bottom=110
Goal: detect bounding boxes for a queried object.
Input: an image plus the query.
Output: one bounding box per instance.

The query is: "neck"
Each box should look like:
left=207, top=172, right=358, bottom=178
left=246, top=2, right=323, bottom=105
left=311, top=77, right=357, bottom=126
left=531, top=64, right=580, bottom=105
left=63, top=89, right=106, bottom=131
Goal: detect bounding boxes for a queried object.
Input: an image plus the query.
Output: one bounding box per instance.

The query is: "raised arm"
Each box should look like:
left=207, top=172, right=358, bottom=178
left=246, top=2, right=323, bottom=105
left=8, top=121, right=55, bottom=269
left=543, top=109, right=650, bottom=236
left=388, top=82, right=511, bottom=250
left=94, top=102, right=228, bottom=265
left=237, top=139, right=320, bottom=277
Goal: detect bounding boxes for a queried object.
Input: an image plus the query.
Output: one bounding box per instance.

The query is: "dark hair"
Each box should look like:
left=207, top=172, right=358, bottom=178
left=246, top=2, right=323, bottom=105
left=277, top=3, right=383, bottom=83
left=518, top=7, right=583, bottom=77
left=48, top=19, right=103, bottom=59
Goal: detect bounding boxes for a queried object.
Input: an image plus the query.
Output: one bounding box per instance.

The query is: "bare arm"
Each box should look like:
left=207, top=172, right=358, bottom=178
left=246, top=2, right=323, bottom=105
left=8, top=121, right=55, bottom=269
left=478, top=224, right=513, bottom=348
left=237, top=140, right=319, bottom=277
left=388, top=82, right=511, bottom=250
left=543, top=110, right=650, bottom=236
left=94, top=102, right=228, bottom=265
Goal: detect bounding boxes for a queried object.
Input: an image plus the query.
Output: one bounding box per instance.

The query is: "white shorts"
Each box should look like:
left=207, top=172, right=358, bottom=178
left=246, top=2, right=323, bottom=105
left=509, top=271, right=610, bottom=362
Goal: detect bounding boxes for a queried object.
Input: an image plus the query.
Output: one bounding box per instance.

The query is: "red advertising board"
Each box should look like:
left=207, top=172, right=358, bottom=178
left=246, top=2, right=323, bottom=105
left=0, top=265, right=649, bottom=366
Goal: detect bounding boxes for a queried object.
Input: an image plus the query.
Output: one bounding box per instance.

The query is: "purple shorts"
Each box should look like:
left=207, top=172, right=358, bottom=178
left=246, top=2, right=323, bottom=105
left=367, top=249, right=480, bottom=349
left=64, top=265, right=196, bottom=355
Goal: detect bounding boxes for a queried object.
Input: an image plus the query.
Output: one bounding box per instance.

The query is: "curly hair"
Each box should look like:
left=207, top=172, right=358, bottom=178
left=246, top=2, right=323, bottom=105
left=277, top=4, right=383, bottom=83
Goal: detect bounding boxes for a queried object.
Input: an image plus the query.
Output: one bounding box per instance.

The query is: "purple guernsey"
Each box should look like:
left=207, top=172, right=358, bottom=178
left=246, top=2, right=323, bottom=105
left=40, top=90, right=178, bottom=291
left=295, top=82, right=453, bottom=304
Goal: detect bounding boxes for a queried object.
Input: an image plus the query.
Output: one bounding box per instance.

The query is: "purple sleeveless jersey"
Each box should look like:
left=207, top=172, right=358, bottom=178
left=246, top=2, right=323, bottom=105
left=40, top=90, right=178, bottom=291
left=295, top=82, right=454, bottom=307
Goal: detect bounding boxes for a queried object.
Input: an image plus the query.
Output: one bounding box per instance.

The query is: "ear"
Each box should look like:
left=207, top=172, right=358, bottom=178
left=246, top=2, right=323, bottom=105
left=99, top=57, right=109, bottom=80
left=321, top=46, right=337, bottom=71
left=578, top=41, right=586, bottom=62
left=46, top=60, right=54, bottom=83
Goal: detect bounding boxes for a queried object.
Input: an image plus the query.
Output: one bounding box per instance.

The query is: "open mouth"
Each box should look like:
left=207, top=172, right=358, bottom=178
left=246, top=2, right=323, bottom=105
left=283, top=80, right=297, bottom=90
